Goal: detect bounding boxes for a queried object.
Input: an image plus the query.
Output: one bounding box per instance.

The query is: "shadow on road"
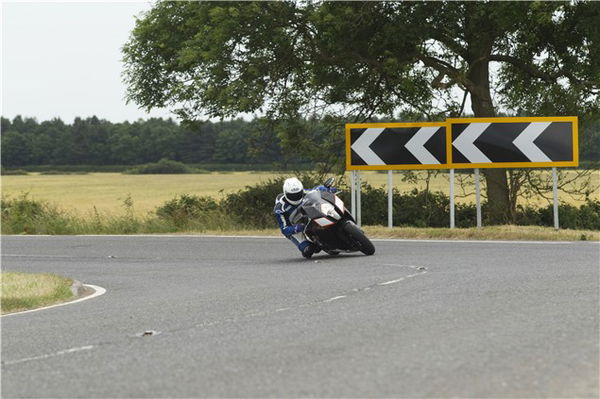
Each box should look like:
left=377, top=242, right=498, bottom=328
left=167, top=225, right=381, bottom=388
left=284, top=253, right=368, bottom=263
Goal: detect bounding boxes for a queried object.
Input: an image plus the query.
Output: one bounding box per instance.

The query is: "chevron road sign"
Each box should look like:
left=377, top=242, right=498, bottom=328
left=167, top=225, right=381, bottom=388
left=346, top=122, right=448, bottom=170
left=346, top=117, right=577, bottom=230
left=447, top=116, right=578, bottom=169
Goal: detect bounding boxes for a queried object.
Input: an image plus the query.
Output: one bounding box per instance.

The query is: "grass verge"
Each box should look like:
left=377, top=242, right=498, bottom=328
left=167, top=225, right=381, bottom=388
left=1, top=271, right=74, bottom=314
left=187, top=225, right=599, bottom=241
left=361, top=225, right=599, bottom=241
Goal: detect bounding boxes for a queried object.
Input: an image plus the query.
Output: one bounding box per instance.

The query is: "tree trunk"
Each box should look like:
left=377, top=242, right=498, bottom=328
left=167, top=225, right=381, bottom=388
left=468, top=73, right=511, bottom=223
left=465, top=10, right=512, bottom=224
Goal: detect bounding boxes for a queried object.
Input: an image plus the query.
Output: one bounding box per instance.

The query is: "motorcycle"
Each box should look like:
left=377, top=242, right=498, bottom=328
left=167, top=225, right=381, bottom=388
left=292, top=177, right=375, bottom=256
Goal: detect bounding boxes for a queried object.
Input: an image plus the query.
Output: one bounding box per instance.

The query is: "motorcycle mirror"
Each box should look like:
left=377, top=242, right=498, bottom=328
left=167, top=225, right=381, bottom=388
left=323, top=177, right=335, bottom=188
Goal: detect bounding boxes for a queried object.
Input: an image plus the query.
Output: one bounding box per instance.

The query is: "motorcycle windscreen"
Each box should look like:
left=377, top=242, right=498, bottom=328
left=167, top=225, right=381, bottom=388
left=304, top=190, right=321, bottom=203
left=320, top=191, right=343, bottom=213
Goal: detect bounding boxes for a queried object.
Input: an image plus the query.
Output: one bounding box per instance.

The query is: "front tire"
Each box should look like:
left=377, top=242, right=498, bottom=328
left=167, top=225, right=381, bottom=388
left=342, top=222, right=375, bottom=255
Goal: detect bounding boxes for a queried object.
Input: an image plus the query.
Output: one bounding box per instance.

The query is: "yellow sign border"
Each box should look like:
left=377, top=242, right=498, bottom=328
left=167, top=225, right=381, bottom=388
left=446, top=116, right=579, bottom=169
left=346, top=117, right=578, bottom=170
left=345, top=122, right=450, bottom=171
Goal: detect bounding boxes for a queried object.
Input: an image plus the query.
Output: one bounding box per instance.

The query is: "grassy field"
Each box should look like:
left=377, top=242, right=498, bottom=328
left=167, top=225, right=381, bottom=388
left=2, top=172, right=289, bottom=215
left=1, top=170, right=598, bottom=216
left=1, top=271, right=74, bottom=314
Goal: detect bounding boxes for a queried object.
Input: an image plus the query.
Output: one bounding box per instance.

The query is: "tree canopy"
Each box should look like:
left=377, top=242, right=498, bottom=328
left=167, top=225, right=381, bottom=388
left=122, top=1, right=599, bottom=222
left=124, top=1, right=598, bottom=118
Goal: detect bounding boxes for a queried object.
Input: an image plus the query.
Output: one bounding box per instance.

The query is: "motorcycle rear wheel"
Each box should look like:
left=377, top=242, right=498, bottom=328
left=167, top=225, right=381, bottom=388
left=342, top=222, right=375, bottom=255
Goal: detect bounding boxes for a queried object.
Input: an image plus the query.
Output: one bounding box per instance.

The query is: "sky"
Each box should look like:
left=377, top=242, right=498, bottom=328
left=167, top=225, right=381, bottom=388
left=2, top=1, right=174, bottom=123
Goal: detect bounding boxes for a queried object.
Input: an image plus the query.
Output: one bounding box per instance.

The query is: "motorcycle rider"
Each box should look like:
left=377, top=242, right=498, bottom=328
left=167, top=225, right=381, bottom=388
left=274, top=177, right=336, bottom=258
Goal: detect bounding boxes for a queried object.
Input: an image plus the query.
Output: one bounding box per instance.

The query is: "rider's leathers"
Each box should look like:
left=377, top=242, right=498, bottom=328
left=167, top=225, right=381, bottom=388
left=274, top=186, right=335, bottom=253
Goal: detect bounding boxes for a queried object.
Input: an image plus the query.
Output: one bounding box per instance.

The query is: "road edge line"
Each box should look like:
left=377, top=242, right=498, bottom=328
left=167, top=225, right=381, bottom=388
left=1, top=284, right=106, bottom=317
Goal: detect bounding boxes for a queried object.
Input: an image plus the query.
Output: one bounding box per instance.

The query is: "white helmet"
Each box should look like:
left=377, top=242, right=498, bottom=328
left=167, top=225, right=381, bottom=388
left=283, top=177, right=304, bottom=205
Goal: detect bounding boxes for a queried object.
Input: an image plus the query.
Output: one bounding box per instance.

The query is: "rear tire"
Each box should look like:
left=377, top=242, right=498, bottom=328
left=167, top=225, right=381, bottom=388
left=342, top=222, right=375, bottom=255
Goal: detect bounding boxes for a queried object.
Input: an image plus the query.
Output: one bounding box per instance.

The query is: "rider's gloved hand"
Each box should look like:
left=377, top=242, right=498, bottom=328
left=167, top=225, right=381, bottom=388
left=316, top=185, right=337, bottom=193
left=293, top=223, right=306, bottom=233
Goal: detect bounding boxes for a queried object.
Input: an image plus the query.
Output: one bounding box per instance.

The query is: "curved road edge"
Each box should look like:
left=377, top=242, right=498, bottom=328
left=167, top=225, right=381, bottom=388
left=1, top=284, right=106, bottom=318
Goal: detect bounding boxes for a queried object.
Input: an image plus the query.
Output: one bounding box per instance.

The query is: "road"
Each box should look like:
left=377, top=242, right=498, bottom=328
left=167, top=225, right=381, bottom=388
left=1, top=235, right=598, bottom=398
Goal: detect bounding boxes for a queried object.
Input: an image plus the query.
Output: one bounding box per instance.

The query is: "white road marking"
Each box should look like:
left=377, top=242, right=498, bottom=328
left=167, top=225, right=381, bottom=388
left=1, top=284, right=106, bottom=317
left=323, top=295, right=347, bottom=303
left=2, top=254, right=84, bottom=258
left=3, top=345, right=94, bottom=366
left=372, top=238, right=577, bottom=244
left=379, top=264, right=427, bottom=285
left=247, top=312, right=267, bottom=317
left=378, top=278, right=405, bottom=285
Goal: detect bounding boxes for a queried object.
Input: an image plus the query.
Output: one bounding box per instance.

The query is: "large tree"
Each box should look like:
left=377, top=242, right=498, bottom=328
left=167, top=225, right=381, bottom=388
left=123, top=1, right=599, bottom=223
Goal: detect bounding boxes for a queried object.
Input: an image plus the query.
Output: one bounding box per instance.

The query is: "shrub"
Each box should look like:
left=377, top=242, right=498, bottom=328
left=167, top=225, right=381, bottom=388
left=1, top=194, right=178, bottom=235
left=535, top=200, right=600, bottom=230
left=1, top=195, right=72, bottom=234
left=39, top=171, right=89, bottom=175
left=156, top=194, right=220, bottom=227
left=124, top=158, right=192, bottom=174
left=577, top=200, right=600, bottom=230
left=186, top=163, right=314, bottom=172
left=224, top=179, right=599, bottom=230
left=349, top=184, right=474, bottom=228
left=222, top=177, right=289, bottom=228
left=222, top=174, right=324, bottom=228
left=11, top=165, right=132, bottom=173
left=515, top=204, right=544, bottom=226
left=155, top=174, right=327, bottom=230
left=395, top=189, right=453, bottom=227
left=1, top=169, right=28, bottom=175
left=357, top=185, right=599, bottom=230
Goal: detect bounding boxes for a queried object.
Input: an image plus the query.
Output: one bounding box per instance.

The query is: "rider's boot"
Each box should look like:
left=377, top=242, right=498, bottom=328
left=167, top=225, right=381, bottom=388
left=302, top=245, right=315, bottom=259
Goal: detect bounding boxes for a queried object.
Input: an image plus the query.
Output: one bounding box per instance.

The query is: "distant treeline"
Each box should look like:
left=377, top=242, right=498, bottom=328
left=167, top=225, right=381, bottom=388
left=0, top=116, right=295, bottom=167
left=1, top=115, right=599, bottom=168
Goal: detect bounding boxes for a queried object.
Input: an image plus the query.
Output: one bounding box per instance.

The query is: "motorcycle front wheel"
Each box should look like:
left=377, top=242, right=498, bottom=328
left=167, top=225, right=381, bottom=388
left=342, top=221, right=375, bottom=255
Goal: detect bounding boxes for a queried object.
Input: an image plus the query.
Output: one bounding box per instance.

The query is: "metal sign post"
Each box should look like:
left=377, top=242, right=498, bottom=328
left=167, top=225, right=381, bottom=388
left=475, top=168, right=482, bottom=228
left=387, top=170, right=393, bottom=228
left=450, top=169, right=455, bottom=228
left=552, top=167, right=559, bottom=230
left=351, top=170, right=356, bottom=218
left=356, top=171, right=362, bottom=227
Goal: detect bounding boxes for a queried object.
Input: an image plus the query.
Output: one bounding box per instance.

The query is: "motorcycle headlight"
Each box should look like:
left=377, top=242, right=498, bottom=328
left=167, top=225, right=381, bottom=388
left=320, top=203, right=340, bottom=220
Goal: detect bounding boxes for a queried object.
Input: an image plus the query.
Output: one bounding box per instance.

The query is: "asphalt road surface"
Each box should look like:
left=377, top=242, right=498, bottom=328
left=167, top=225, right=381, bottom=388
left=1, top=235, right=598, bottom=398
